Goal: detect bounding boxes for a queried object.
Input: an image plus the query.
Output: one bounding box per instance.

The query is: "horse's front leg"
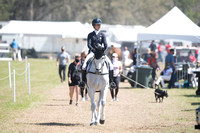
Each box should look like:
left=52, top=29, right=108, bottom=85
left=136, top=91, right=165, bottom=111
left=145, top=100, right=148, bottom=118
left=88, top=88, right=96, bottom=126
left=100, top=86, right=108, bottom=124
left=96, top=92, right=102, bottom=125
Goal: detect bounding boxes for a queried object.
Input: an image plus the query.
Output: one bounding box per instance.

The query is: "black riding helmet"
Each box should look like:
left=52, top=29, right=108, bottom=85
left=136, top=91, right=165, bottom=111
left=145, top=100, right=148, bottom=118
left=92, top=18, right=102, bottom=26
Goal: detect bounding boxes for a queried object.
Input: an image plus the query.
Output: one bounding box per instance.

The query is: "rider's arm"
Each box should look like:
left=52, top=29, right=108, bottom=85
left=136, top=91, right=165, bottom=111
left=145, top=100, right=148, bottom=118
left=87, top=33, right=94, bottom=51
left=102, top=33, right=107, bottom=51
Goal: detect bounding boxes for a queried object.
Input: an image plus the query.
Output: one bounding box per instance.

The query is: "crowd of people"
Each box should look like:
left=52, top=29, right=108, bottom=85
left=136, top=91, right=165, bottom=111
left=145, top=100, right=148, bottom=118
left=56, top=47, right=122, bottom=106
left=56, top=18, right=121, bottom=106
left=56, top=18, right=199, bottom=106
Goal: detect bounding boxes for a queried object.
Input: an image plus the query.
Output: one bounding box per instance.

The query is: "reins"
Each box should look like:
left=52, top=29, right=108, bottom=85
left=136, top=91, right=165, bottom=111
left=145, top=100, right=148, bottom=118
left=87, top=56, right=109, bottom=75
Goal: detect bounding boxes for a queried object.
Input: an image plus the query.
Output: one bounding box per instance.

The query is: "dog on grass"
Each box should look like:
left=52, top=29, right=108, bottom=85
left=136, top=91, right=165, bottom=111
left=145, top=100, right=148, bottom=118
left=154, top=88, right=168, bottom=103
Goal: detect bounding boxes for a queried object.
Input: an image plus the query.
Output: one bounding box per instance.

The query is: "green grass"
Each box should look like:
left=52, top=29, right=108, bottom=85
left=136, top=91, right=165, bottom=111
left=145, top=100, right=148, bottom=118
left=0, top=59, right=63, bottom=121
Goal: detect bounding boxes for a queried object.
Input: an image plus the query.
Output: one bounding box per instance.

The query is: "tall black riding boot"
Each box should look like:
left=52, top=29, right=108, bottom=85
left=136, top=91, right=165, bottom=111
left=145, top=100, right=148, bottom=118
left=82, top=70, right=86, bottom=82
left=109, top=70, right=116, bottom=89
left=79, top=70, right=86, bottom=89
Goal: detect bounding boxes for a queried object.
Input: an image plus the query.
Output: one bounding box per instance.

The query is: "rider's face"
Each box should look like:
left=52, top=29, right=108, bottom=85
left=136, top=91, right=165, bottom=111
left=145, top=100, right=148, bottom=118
left=94, top=24, right=101, bottom=31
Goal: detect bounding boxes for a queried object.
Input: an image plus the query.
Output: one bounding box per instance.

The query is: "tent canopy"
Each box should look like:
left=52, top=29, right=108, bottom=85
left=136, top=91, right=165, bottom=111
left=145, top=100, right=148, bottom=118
left=0, top=21, right=89, bottom=38
left=138, top=7, right=200, bottom=42
left=110, top=25, right=146, bottom=42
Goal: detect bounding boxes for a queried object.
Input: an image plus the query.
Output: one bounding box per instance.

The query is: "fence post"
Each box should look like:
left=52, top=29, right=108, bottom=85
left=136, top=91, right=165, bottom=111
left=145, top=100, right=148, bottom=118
left=28, top=63, right=31, bottom=95
left=13, top=69, right=16, bottom=102
left=8, top=62, right=12, bottom=89
left=25, top=56, right=27, bottom=83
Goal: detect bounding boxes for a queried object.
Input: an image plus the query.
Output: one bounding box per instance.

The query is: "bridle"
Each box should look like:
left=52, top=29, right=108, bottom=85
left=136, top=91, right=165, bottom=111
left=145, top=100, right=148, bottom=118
left=88, top=56, right=109, bottom=75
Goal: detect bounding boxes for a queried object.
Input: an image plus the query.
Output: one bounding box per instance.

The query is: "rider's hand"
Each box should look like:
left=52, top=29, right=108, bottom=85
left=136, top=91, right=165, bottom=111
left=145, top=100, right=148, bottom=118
left=91, top=48, right=96, bottom=53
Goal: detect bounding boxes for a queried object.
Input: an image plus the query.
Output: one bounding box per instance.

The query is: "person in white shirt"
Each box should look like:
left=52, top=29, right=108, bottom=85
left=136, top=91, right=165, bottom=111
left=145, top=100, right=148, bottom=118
left=110, top=53, right=122, bottom=101
left=155, top=64, right=173, bottom=89
left=122, top=46, right=130, bottom=66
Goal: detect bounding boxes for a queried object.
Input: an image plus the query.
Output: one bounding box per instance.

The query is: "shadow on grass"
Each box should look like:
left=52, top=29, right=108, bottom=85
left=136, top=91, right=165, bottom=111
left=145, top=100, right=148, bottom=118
left=191, top=102, right=200, bottom=106
left=183, top=95, right=200, bottom=98
left=30, top=122, right=84, bottom=127
left=181, top=109, right=195, bottom=112
left=42, top=104, right=67, bottom=106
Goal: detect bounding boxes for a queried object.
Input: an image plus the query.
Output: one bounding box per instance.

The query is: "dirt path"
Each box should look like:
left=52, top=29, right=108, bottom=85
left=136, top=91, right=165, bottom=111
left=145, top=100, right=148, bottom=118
left=2, top=81, right=199, bottom=133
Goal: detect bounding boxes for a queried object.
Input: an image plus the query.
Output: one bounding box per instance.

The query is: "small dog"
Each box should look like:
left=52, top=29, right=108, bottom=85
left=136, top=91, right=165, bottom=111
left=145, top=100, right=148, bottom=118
left=154, top=88, right=168, bottom=103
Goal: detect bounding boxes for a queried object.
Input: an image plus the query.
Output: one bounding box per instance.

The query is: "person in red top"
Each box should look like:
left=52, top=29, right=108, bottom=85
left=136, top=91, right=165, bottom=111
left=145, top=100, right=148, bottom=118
left=158, top=43, right=163, bottom=62
left=189, top=52, right=196, bottom=63
left=148, top=51, right=159, bottom=88
left=166, top=43, right=172, bottom=54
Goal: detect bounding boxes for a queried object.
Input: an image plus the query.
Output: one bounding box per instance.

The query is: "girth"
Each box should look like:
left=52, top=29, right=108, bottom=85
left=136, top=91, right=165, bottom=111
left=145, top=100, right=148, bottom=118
left=87, top=71, right=108, bottom=75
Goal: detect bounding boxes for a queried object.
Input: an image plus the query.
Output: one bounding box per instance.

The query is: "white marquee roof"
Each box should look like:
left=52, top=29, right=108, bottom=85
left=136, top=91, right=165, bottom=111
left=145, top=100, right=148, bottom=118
left=138, top=6, right=200, bottom=42
left=109, top=25, right=146, bottom=42
left=0, top=21, right=89, bottom=38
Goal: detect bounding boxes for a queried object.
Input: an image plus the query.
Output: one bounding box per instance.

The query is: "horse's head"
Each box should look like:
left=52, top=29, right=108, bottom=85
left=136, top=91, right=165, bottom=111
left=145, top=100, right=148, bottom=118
left=93, top=49, right=106, bottom=73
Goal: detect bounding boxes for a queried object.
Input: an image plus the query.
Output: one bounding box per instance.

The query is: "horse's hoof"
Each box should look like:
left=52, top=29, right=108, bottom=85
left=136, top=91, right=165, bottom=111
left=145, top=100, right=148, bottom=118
left=100, top=119, right=105, bottom=124
left=95, top=122, right=99, bottom=125
left=90, top=122, right=95, bottom=126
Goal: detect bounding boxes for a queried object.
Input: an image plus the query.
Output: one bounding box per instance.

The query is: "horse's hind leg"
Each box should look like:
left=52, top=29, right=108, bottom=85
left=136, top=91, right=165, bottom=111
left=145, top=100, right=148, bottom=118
left=100, top=87, right=108, bottom=124
left=88, top=89, right=97, bottom=126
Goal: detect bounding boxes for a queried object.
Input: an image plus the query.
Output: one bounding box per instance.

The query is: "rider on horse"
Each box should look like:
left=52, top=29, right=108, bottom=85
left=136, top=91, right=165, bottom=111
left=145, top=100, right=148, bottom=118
left=81, top=18, right=116, bottom=89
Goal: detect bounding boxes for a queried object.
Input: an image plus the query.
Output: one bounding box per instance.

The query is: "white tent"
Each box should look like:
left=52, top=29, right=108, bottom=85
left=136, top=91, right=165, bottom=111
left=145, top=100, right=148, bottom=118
left=110, top=25, right=146, bottom=42
left=137, top=6, right=200, bottom=42
left=0, top=20, right=89, bottom=38
left=0, top=21, right=91, bottom=54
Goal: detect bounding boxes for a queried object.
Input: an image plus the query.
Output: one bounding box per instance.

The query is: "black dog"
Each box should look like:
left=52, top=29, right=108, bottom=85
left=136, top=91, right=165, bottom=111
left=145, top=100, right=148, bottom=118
left=154, top=88, right=168, bottom=103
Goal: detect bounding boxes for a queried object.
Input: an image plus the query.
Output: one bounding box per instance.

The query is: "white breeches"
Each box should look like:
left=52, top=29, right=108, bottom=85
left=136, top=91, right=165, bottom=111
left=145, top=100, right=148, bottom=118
left=82, top=52, right=113, bottom=70
left=155, top=75, right=171, bottom=88
left=82, top=52, right=94, bottom=70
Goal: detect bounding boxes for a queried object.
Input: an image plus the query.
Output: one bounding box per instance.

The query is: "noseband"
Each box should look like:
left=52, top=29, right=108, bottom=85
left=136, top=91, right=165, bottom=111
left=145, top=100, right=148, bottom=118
left=88, top=56, right=109, bottom=75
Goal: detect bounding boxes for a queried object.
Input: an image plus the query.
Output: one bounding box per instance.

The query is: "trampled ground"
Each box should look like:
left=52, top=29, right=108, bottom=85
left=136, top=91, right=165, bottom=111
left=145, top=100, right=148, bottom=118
left=1, top=81, right=200, bottom=133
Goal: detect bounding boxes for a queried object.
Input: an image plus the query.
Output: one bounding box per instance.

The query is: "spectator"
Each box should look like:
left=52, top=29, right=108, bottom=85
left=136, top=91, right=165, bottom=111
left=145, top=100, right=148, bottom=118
left=155, top=63, right=173, bottom=89
left=56, top=46, right=70, bottom=83
left=165, top=49, right=176, bottom=88
left=110, top=53, right=122, bottom=101
left=132, top=48, right=137, bottom=66
left=189, top=52, right=196, bottom=63
left=166, top=43, right=172, bottom=54
left=195, top=46, right=199, bottom=61
left=143, top=48, right=151, bottom=62
left=148, top=51, right=159, bottom=88
left=11, top=39, right=18, bottom=60
left=80, top=51, right=88, bottom=101
left=122, top=46, right=130, bottom=67
left=149, top=40, right=157, bottom=52
left=68, top=54, right=81, bottom=106
left=108, top=45, right=116, bottom=59
left=158, top=43, right=163, bottom=62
